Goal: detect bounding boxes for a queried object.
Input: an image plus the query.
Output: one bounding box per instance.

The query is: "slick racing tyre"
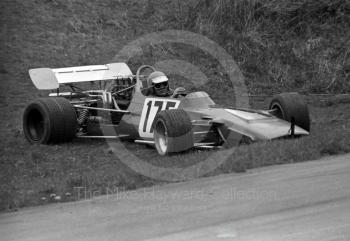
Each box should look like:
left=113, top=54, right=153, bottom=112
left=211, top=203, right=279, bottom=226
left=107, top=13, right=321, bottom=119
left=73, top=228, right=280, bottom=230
left=269, top=92, right=310, bottom=132
left=23, top=97, right=77, bottom=144
left=153, top=109, right=193, bottom=155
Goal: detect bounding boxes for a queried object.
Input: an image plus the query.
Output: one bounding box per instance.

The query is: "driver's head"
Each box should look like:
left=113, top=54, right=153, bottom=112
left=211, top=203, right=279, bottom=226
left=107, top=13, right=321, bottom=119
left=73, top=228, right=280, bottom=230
left=147, top=71, right=170, bottom=97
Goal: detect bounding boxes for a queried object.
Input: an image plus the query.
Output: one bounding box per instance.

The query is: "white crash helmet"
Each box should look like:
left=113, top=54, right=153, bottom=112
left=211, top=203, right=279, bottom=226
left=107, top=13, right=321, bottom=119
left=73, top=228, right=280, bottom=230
left=147, top=71, right=170, bottom=96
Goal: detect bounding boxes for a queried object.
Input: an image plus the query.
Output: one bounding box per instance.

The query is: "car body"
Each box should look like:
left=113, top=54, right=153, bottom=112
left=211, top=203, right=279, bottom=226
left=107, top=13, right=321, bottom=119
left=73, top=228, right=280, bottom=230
left=23, top=63, right=310, bottom=155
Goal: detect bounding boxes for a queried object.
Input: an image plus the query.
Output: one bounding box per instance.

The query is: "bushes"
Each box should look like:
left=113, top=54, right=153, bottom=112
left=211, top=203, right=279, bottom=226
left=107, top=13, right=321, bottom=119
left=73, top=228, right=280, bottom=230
left=174, top=0, right=350, bottom=94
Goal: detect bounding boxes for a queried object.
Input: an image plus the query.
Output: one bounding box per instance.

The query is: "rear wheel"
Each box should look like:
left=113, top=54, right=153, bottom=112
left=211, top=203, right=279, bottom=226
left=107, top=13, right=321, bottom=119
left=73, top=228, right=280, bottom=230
left=269, top=92, right=310, bottom=132
left=23, top=97, right=77, bottom=144
left=153, top=109, right=193, bottom=155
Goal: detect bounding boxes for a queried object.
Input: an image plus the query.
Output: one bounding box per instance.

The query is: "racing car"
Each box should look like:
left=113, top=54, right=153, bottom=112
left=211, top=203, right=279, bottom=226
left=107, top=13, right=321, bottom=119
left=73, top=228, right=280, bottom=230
left=23, top=63, right=310, bottom=155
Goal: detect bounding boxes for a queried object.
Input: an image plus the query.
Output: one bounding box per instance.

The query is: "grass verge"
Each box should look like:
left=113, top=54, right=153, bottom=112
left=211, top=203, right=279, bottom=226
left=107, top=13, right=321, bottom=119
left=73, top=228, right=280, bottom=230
left=1, top=102, right=349, bottom=211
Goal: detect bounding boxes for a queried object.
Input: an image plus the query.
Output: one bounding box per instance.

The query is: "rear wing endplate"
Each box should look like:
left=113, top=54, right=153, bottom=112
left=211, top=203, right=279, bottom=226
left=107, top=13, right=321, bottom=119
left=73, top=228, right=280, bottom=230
left=29, top=63, right=133, bottom=90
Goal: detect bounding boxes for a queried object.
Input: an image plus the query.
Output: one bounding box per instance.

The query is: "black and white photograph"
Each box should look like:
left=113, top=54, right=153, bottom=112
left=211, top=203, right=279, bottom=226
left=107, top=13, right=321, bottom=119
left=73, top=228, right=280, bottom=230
left=0, top=0, right=349, bottom=240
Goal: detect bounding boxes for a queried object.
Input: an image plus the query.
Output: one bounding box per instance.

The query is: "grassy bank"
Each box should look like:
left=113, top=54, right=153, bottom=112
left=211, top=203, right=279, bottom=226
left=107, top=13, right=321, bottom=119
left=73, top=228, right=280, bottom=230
left=173, top=0, right=350, bottom=94
left=1, top=101, right=349, bottom=211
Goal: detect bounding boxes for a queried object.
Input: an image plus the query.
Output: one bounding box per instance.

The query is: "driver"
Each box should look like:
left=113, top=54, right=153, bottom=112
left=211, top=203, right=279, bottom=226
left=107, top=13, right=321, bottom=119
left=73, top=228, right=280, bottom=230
left=147, top=71, right=187, bottom=98
left=147, top=71, right=172, bottom=97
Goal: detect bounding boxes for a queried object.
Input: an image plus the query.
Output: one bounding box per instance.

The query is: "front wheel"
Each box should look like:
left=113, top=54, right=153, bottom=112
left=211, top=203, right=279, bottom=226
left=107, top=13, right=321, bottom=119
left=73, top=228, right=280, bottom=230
left=269, top=92, right=310, bottom=132
left=23, top=97, right=77, bottom=144
left=153, top=109, right=193, bottom=155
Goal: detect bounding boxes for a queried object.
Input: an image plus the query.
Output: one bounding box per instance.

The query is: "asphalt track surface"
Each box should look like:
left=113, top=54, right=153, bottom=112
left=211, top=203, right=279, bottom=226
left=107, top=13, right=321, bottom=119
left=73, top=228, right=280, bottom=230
left=1, top=154, right=350, bottom=241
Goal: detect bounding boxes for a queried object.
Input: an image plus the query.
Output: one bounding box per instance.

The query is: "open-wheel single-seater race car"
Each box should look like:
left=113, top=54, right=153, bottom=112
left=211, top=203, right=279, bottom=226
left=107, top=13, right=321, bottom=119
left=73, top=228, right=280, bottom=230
left=23, top=63, right=310, bottom=155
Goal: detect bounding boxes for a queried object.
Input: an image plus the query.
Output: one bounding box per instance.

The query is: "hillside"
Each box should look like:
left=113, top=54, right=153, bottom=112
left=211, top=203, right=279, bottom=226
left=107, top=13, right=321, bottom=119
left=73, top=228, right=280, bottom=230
left=1, top=0, right=348, bottom=98
left=182, top=0, right=350, bottom=94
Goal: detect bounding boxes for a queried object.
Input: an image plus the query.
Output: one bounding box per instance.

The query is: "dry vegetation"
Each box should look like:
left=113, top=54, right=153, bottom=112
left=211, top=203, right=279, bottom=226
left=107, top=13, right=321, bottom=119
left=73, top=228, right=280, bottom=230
left=0, top=0, right=349, bottom=211
left=176, top=0, right=350, bottom=94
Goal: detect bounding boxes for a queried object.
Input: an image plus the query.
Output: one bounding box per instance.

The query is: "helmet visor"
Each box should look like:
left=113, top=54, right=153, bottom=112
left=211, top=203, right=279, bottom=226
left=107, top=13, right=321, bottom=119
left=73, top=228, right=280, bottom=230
left=154, top=81, right=168, bottom=89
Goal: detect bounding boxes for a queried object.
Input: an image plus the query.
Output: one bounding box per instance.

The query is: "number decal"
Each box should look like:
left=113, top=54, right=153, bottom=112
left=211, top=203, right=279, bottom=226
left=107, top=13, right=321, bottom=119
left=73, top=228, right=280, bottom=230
left=139, top=98, right=180, bottom=138
left=143, top=101, right=152, bottom=132
left=149, top=101, right=164, bottom=133
left=165, top=101, right=176, bottom=110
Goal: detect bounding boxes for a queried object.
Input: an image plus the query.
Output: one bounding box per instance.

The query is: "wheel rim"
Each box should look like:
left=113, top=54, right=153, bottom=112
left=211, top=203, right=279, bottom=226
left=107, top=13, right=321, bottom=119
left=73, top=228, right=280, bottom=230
left=27, top=109, right=45, bottom=141
left=154, top=119, right=168, bottom=155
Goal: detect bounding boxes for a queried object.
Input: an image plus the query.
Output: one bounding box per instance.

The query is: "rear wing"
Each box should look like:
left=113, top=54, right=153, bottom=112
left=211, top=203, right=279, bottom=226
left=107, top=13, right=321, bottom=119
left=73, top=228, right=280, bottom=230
left=29, top=63, right=133, bottom=90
